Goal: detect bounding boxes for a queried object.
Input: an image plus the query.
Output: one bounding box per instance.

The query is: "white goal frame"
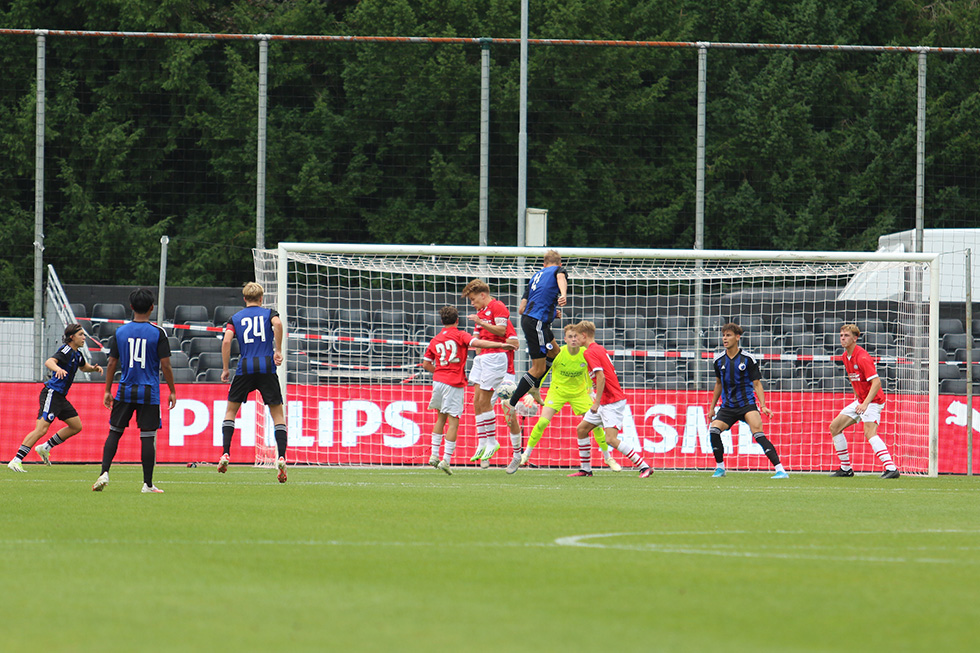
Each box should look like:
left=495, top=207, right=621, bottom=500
left=259, top=243, right=941, bottom=476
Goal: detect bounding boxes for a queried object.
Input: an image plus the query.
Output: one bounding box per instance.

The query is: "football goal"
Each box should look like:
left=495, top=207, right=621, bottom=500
left=254, top=244, right=941, bottom=476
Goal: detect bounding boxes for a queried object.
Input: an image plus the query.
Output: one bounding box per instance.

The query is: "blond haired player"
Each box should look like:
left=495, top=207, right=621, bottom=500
left=571, top=321, right=653, bottom=478
left=461, top=279, right=523, bottom=470
left=828, top=324, right=900, bottom=478
left=421, top=306, right=516, bottom=475
left=520, top=325, right=621, bottom=471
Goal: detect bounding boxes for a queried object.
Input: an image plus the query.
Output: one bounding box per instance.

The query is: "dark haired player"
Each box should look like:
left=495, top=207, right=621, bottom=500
left=6, top=324, right=104, bottom=472
left=218, top=282, right=288, bottom=482
left=92, top=288, right=175, bottom=493
left=706, top=323, right=788, bottom=479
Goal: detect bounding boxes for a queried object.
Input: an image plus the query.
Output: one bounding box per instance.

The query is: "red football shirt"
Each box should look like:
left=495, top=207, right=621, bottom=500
left=474, top=298, right=510, bottom=356
left=842, top=345, right=886, bottom=405
left=423, top=327, right=475, bottom=388
left=504, top=320, right=517, bottom=375
left=582, top=341, right=626, bottom=405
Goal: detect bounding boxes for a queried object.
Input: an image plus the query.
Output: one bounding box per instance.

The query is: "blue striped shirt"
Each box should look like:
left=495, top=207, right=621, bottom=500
left=110, top=322, right=170, bottom=405
left=713, top=349, right=762, bottom=408
left=229, top=306, right=280, bottom=375
left=45, top=345, right=83, bottom=396
left=522, top=266, right=567, bottom=323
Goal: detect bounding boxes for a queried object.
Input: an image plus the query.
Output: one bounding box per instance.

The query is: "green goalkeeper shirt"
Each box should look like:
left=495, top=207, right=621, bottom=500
left=545, top=345, right=593, bottom=396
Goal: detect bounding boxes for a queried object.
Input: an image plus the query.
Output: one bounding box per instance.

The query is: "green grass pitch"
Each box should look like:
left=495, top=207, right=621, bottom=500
left=2, top=464, right=978, bottom=652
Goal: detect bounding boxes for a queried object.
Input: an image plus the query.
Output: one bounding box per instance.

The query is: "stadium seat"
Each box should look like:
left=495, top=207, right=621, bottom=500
left=183, top=336, right=224, bottom=358
left=193, top=352, right=225, bottom=374
left=579, top=314, right=612, bottom=330
left=92, top=303, right=127, bottom=321
left=375, top=310, right=408, bottom=330
left=625, top=328, right=661, bottom=349
left=740, top=331, right=773, bottom=350
left=776, top=316, right=808, bottom=333
left=197, top=368, right=226, bottom=383
left=645, top=359, right=682, bottom=378
left=176, top=321, right=211, bottom=343
left=813, top=317, right=843, bottom=334
left=373, top=328, right=414, bottom=360
left=333, top=327, right=373, bottom=356
left=657, top=315, right=689, bottom=331
left=939, top=318, right=965, bottom=336
left=170, top=368, right=197, bottom=383
left=938, top=363, right=962, bottom=381
left=974, top=320, right=980, bottom=338
left=952, top=348, right=978, bottom=363
left=88, top=351, right=109, bottom=367
left=169, top=351, right=191, bottom=369
left=167, top=336, right=180, bottom=351
left=336, top=308, right=371, bottom=326
left=95, top=321, right=121, bottom=341
left=765, top=360, right=798, bottom=379
left=940, top=379, right=971, bottom=395
left=943, top=334, right=974, bottom=352
left=772, top=377, right=807, bottom=392
left=665, top=328, right=699, bottom=350
left=731, top=315, right=764, bottom=330
left=617, top=315, right=653, bottom=331
left=863, top=332, right=895, bottom=354
left=297, top=307, right=333, bottom=331
left=782, top=332, right=816, bottom=350
left=173, top=305, right=210, bottom=325
left=213, top=305, right=241, bottom=327
left=69, top=303, right=87, bottom=318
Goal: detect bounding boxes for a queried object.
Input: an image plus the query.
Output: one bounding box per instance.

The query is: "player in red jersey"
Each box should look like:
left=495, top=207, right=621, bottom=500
left=828, top=324, right=899, bottom=478
left=422, top=305, right=516, bottom=474
left=461, top=279, right=523, bottom=469
left=570, top=321, right=652, bottom=478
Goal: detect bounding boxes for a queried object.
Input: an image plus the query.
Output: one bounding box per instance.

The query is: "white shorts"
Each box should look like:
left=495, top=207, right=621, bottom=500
left=468, top=352, right=509, bottom=392
left=429, top=382, right=465, bottom=418
left=581, top=399, right=628, bottom=430
left=839, top=401, right=883, bottom=424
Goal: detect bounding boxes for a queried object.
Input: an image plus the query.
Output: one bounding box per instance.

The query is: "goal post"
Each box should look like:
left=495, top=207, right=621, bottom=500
left=255, top=243, right=940, bottom=476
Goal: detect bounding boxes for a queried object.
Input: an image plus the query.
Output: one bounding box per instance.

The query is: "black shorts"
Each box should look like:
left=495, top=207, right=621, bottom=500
left=109, top=401, right=162, bottom=433
left=37, top=388, right=78, bottom=423
left=228, top=372, right=283, bottom=406
left=521, top=314, right=556, bottom=360
left=713, top=404, right=760, bottom=428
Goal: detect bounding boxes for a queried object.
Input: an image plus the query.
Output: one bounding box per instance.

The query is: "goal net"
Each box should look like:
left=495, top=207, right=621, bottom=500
left=254, top=244, right=940, bottom=475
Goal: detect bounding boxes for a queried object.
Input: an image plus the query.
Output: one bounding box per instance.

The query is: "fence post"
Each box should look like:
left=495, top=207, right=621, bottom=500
left=966, top=248, right=974, bottom=475
left=693, top=43, right=708, bottom=390
left=915, top=49, right=927, bottom=253
left=256, top=36, right=269, bottom=250
left=479, top=38, right=491, bottom=251
left=158, top=236, right=169, bottom=324
left=34, top=30, right=47, bottom=382
left=517, top=0, right=529, bottom=248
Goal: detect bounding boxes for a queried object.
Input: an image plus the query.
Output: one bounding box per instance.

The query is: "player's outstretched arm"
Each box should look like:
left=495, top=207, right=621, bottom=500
left=752, top=379, right=773, bottom=417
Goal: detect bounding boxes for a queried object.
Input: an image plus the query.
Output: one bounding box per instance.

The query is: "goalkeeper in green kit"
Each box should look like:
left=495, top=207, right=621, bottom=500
left=520, top=324, right=621, bottom=471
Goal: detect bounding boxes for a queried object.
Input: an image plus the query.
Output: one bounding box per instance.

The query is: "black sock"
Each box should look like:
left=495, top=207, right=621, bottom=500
left=709, top=427, right=724, bottom=464
left=101, top=429, right=123, bottom=474
left=510, top=372, right=540, bottom=406
left=274, top=424, right=287, bottom=460
left=754, top=433, right=781, bottom=467
left=141, top=433, right=157, bottom=486
left=15, top=444, right=30, bottom=461
left=48, top=433, right=65, bottom=447
left=221, top=420, right=235, bottom=455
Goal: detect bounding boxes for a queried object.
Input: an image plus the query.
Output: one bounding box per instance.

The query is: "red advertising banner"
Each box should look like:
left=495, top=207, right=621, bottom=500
left=1, top=382, right=978, bottom=473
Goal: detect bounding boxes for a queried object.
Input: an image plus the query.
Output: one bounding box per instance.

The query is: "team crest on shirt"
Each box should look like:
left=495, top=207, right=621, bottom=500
left=738, top=363, right=746, bottom=371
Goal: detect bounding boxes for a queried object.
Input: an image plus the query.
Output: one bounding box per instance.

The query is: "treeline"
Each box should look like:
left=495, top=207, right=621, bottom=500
left=2, top=0, right=980, bottom=315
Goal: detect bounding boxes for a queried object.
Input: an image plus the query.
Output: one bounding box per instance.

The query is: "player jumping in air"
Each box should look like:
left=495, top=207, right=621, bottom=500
left=828, top=324, right=900, bottom=478
left=570, top=321, right=652, bottom=478
left=705, top=323, right=788, bottom=479
left=7, top=324, right=104, bottom=472
left=506, top=249, right=567, bottom=413
left=520, top=324, right=621, bottom=471
left=218, top=282, right=288, bottom=482
left=422, top=306, right=517, bottom=475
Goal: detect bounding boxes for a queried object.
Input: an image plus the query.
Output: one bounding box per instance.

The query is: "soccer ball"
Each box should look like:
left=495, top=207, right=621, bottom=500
left=496, top=380, right=518, bottom=403
left=516, top=394, right=540, bottom=417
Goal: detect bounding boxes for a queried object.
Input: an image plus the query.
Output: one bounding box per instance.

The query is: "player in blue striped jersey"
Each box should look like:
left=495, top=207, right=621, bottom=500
left=92, top=288, right=176, bottom=493
left=217, top=282, right=288, bottom=482
left=6, top=324, right=104, bottom=473
left=706, top=322, right=788, bottom=479
left=506, top=249, right=568, bottom=412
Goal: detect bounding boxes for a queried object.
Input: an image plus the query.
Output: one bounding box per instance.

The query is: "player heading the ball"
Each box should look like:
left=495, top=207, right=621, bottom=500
left=705, top=323, right=788, bottom=479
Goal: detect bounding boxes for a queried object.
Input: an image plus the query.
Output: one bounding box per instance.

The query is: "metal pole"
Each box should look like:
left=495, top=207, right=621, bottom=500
left=34, top=31, right=47, bottom=382
left=256, top=37, right=269, bottom=250
left=966, top=248, right=974, bottom=475
left=479, top=39, right=491, bottom=250
left=158, top=236, right=169, bottom=324
left=915, top=49, right=927, bottom=253
left=517, top=0, right=529, bottom=247
left=928, top=256, right=940, bottom=477
left=694, top=44, right=708, bottom=390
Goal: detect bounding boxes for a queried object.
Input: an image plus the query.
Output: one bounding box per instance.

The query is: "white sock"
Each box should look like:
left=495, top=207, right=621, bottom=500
left=868, top=435, right=896, bottom=471
left=430, top=433, right=443, bottom=458
left=444, top=440, right=457, bottom=463
left=510, top=430, right=522, bottom=454
left=775, top=463, right=785, bottom=473
left=578, top=437, right=593, bottom=472
left=716, top=461, right=725, bottom=470
left=833, top=434, right=851, bottom=469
